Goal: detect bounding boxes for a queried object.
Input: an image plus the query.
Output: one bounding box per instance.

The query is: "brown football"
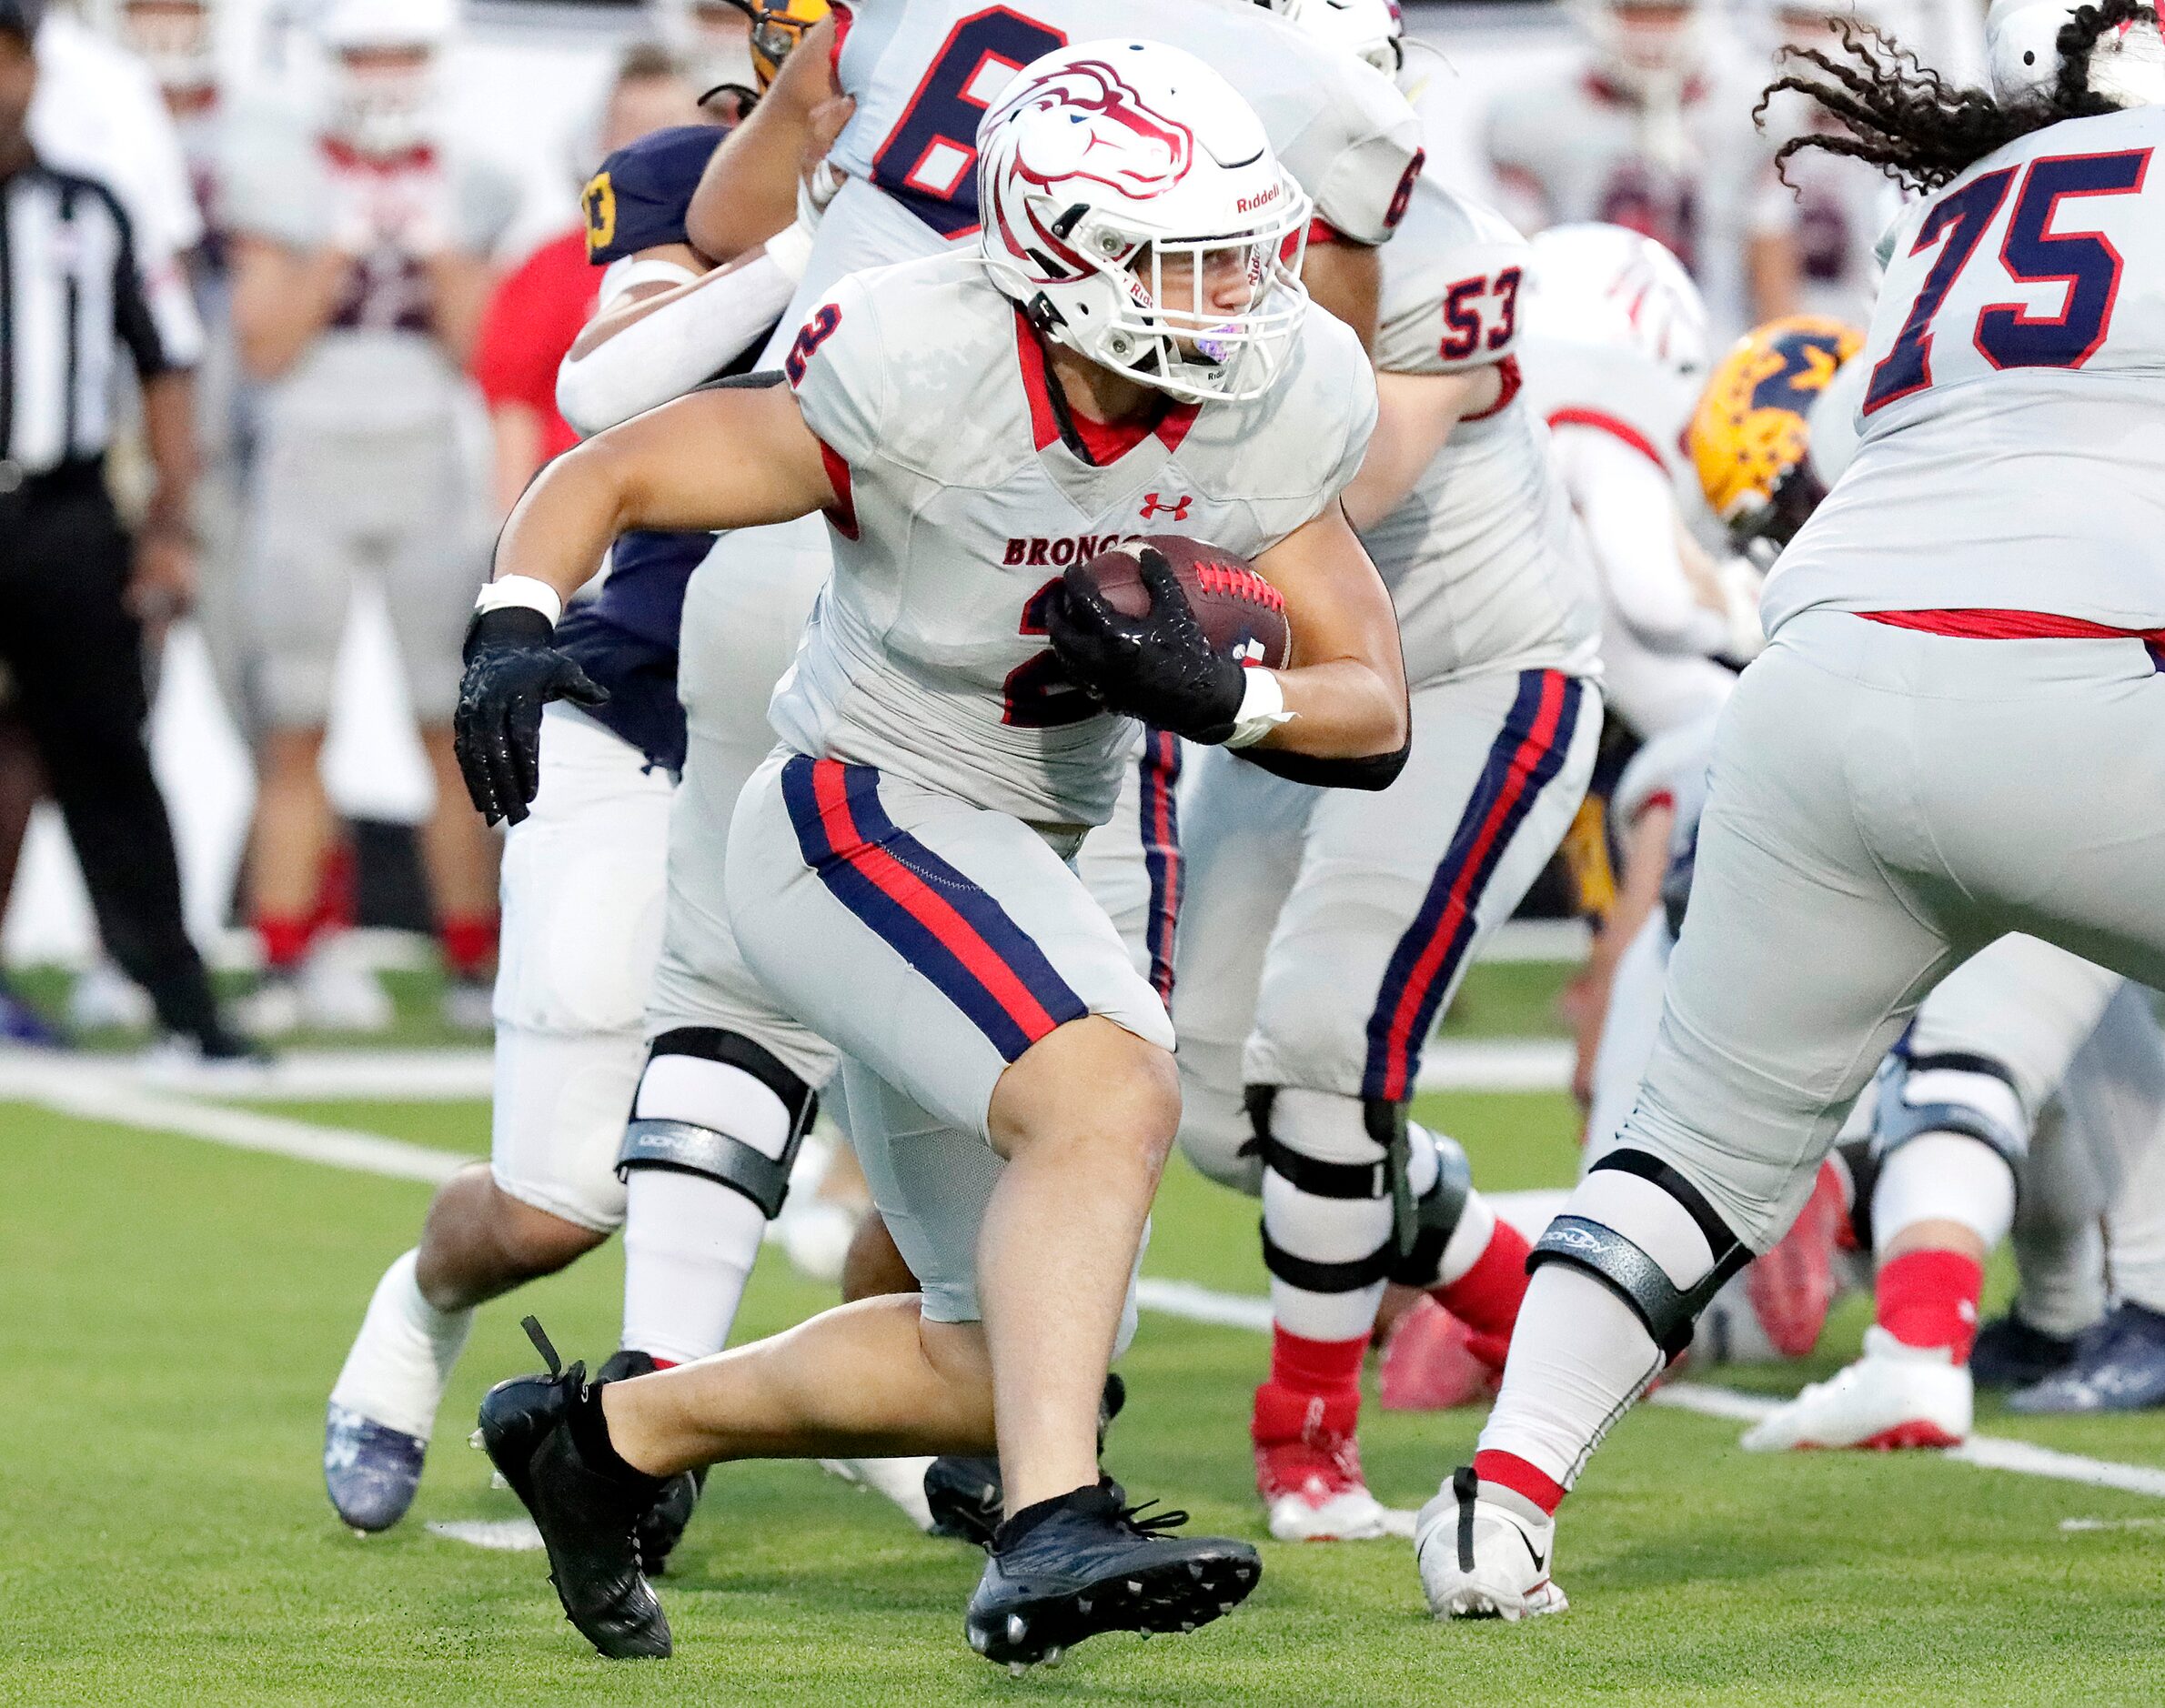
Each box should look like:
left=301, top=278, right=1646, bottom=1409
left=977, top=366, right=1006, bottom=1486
left=1066, top=535, right=1292, bottom=669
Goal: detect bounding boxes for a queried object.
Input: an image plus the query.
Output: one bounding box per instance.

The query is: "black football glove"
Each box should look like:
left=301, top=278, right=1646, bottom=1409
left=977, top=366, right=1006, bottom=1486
left=1046, top=547, right=1246, bottom=744
left=453, top=605, right=609, bottom=827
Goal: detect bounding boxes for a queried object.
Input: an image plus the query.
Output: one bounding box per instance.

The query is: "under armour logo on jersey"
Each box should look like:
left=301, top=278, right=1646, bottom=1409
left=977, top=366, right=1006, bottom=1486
left=1140, top=492, right=1192, bottom=522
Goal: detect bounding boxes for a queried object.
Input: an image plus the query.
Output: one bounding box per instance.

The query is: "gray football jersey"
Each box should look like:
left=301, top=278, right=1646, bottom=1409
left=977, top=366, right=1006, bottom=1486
left=1767, top=104, right=2165, bottom=634
left=221, top=101, right=518, bottom=434
left=1361, top=176, right=1600, bottom=687
left=772, top=251, right=1377, bottom=826
left=825, top=0, right=1424, bottom=245
left=1483, top=45, right=1789, bottom=340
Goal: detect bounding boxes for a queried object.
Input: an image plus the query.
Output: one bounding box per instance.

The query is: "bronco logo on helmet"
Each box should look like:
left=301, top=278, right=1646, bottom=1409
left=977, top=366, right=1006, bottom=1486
left=997, top=59, right=1196, bottom=203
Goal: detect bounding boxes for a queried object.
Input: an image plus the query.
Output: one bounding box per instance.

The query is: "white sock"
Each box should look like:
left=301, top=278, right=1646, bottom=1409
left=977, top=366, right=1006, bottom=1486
left=1475, top=1168, right=1717, bottom=1488
left=1476, top=1264, right=1663, bottom=1488
left=620, top=1170, right=766, bottom=1367
left=329, top=1249, right=473, bottom=1442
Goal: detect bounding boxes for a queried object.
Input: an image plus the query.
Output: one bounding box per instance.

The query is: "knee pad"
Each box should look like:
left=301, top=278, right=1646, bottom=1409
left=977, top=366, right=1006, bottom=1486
left=1244, top=1089, right=1470, bottom=1293
left=1528, top=1149, right=1751, bottom=1357
left=618, top=1028, right=819, bottom=1221
left=1869, top=1048, right=2029, bottom=1171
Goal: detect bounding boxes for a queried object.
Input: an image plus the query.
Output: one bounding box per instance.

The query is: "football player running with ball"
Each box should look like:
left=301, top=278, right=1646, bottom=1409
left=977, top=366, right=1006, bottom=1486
left=458, top=45, right=1406, bottom=1668
left=1427, top=0, right=2165, bottom=1621
left=550, top=0, right=1425, bottom=1542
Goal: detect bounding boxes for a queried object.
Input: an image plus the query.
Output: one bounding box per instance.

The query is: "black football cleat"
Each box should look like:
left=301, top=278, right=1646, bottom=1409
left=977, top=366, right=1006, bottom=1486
left=925, top=1455, right=1003, bottom=1549
left=927, top=1372, right=1129, bottom=1552
left=963, top=1481, right=1260, bottom=1671
left=1969, top=1311, right=2085, bottom=1390
left=595, top=1350, right=705, bottom=1576
left=476, top=1318, right=672, bottom=1660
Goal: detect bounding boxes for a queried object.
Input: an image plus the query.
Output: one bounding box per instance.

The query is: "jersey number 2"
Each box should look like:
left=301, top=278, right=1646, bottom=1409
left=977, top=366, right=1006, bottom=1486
left=871, top=7, right=1067, bottom=237
left=1864, top=148, right=2150, bottom=414
left=1002, top=578, right=1097, bottom=728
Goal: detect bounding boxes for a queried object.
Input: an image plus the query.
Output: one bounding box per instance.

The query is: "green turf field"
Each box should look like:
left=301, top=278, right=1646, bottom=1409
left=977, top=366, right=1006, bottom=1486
left=5, top=1054, right=2165, bottom=1705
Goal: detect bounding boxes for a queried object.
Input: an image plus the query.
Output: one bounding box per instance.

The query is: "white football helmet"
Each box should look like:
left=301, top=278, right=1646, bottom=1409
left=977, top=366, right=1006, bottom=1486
left=1522, top=222, right=1709, bottom=385
left=1569, top=0, right=1709, bottom=95
left=1259, top=0, right=1404, bottom=77
left=1986, top=0, right=2165, bottom=105
left=979, top=40, right=1314, bottom=405
left=96, top=0, right=218, bottom=97
left=317, top=0, right=454, bottom=157
left=648, top=0, right=758, bottom=99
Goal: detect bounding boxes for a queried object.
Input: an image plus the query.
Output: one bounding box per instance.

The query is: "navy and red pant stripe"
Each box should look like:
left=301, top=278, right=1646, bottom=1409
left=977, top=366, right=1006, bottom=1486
left=780, top=756, right=1087, bottom=1063
left=1362, top=669, right=1586, bottom=1103
left=1138, top=727, right=1183, bottom=1005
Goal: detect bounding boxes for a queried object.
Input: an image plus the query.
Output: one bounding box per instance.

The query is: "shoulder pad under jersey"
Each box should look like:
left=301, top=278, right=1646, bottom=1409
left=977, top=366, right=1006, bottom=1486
left=583, top=124, right=730, bottom=265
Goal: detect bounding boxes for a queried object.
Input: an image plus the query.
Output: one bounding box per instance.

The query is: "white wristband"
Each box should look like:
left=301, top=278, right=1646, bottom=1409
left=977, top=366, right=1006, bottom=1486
left=763, top=217, right=817, bottom=285
left=474, top=575, right=563, bottom=628
left=1223, top=668, right=1294, bottom=749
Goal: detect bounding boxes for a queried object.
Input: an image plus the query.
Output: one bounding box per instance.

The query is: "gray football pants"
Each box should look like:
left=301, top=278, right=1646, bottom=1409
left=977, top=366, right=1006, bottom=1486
left=1621, top=609, right=2165, bottom=1251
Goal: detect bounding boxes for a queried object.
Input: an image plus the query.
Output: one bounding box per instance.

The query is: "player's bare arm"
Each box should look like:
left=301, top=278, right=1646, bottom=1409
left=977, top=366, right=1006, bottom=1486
left=504, top=382, right=833, bottom=597
left=1301, top=238, right=1383, bottom=351
left=686, top=12, right=840, bottom=260
left=456, top=382, right=836, bottom=824
left=423, top=246, right=494, bottom=367
left=1246, top=503, right=1408, bottom=759
left=1340, top=366, right=1505, bottom=528
left=227, top=235, right=350, bottom=380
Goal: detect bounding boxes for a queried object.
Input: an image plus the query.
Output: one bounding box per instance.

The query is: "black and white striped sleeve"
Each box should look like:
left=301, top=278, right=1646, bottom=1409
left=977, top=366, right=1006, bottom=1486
left=100, top=186, right=177, bottom=380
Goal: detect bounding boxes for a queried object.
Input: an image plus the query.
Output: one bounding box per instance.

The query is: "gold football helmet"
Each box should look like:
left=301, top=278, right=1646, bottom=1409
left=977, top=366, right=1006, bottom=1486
left=726, top=0, right=831, bottom=91
left=1689, top=315, right=1863, bottom=558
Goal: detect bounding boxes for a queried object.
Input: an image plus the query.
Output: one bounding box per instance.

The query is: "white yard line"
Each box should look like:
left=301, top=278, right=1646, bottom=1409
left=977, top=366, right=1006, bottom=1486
left=2, top=1051, right=468, bottom=1185
left=10, top=1050, right=2163, bottom=1504
left=1415, top=1039, right=1573, bottom=1093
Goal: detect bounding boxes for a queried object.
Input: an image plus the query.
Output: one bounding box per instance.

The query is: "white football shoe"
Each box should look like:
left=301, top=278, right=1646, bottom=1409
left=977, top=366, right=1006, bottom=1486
left=302, top=951, right=396, bottom=1033
left=1739, top=1325, right=1972, bottom=1452
left=67, top=959, right=156, bottom=1031
left=819, top=1455, right=938, bottom=1532
left=1252, top=1386, right=1413, bottom=1541
left=1415, top=1467, right=1568, bottom=1622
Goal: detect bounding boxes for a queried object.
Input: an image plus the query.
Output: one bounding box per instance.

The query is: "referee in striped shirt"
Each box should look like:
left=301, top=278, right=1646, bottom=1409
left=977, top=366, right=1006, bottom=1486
left=0, top=0, right=243, bottom=1058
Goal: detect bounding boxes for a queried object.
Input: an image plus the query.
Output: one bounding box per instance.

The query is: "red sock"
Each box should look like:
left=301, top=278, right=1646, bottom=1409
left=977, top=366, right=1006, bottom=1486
left=256, top=914, right=314, bottom=972
left=311, top=843, right=357, bottom=938
left=1254, top=1326, right=1366, bottom=1444
left=1472, top=1449, right=1566, bottom=1516
left=1268, top=1324, right=1367, bottom=1396
left=1435, top=1218, right=1533, bottom=1340
left=439, top=914, right=499, bottom=980
left=1876, top=1249, right=1985, bottom=1362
